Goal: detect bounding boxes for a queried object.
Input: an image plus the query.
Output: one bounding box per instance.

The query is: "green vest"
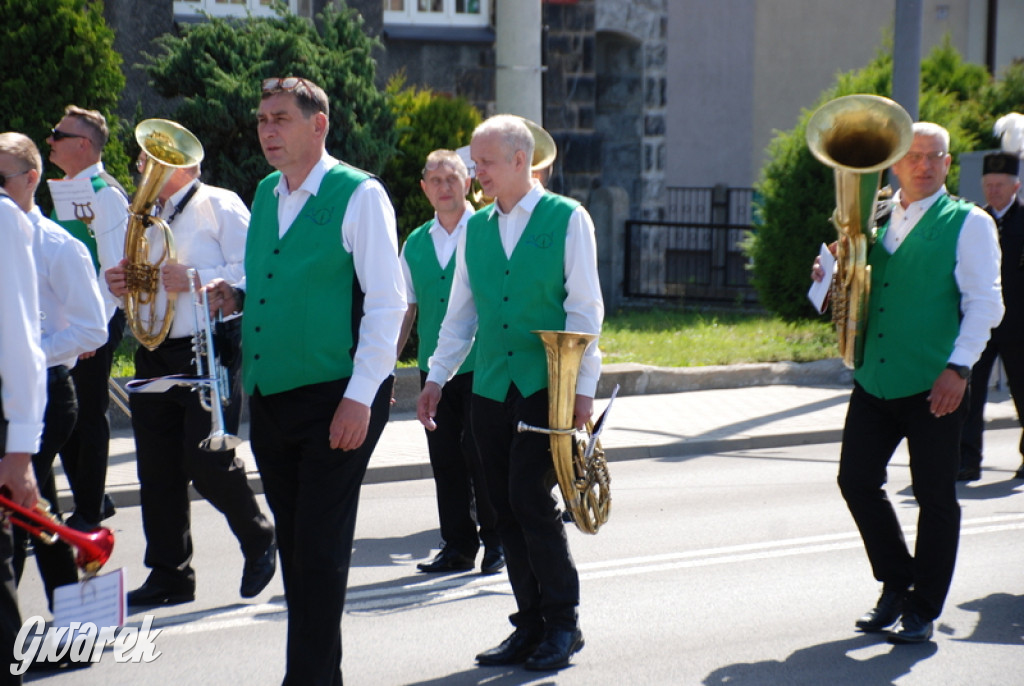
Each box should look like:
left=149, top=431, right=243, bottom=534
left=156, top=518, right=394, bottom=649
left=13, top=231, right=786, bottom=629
left=403, top=219, right=476, bottom=374
left=242, top=164, right=367, bottom=395
left=854, top=194, right=972, bottom=399
left=465, top=192, right=578, bottom=401
left=51, top=175, right=116, bottom=273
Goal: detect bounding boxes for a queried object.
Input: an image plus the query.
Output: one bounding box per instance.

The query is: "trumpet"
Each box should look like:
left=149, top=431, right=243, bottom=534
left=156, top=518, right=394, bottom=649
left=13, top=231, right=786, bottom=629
left=0, top=494, right=114, bottom=576
left=186, top=269, right=242, bottom=452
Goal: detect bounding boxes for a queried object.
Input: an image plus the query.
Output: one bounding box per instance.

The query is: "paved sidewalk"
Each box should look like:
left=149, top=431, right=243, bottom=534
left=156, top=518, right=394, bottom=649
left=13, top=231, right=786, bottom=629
left=57, top=362, right=1022, bottom=510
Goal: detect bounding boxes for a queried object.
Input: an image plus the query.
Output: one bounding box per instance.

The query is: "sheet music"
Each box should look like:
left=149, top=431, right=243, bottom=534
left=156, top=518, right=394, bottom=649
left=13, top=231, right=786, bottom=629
left=52, top=568, right=126, bottom=639
left=126, top=374, right=211, bottom=393
left=46, top=178, right=97, bottom=222
left=807, top=243, right=836, bottom=314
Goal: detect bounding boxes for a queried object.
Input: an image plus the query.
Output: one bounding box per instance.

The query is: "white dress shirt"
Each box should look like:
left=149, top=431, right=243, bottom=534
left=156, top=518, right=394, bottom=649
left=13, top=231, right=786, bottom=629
left=28, top=207, right=107, bottom=368
left=427, top=181, right=605, bottom=397
left=159, top=181, right=249, bottom=339
left=69, top=162, right=129, bottom=321
left=399, top=208, right=473, bottom=305
left=0, top=192, right=45, bottom=454
left=268, top=152, right=406, bottom=407
left=885, top=187, right=1004, bottom=367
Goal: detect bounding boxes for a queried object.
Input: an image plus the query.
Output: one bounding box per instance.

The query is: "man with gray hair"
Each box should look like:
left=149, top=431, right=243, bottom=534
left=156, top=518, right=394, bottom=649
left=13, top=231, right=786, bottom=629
left=399, top=149, right=502, bottom=576
left=47, top=105, right=129, bottom=532
left=418, top=115, right=604, bottom=670
left=813, top=121, right=1003, bottom=644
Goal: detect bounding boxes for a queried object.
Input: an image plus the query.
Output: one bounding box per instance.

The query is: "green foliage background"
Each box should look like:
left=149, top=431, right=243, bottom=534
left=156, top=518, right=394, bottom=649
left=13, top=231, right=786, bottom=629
left=141, top=3, right=397, bottom=204
left=0, top=0, right=131, bottom=202
left=383, top=75, right=482, bottom=242
left=745, top=38, right=1024, bottom=321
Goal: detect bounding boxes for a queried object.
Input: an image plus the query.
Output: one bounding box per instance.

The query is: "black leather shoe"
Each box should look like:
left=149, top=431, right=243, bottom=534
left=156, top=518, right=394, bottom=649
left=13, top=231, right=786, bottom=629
left=480, top=547, right=505, bottom=575
left=476, top=628, right=543, bottom=666
left=101, top=493, right=117, bottom=520
left=240, top=541, right=277, bottom=598
left=887, top=611, right=934, bottom=644
left=855, top=589, right=906, bottom=632
left=1015, top=462, right=1024, bottom=479
left=127, top=579, right=194, bottom=607
left=956, top=467, right=981, bottom=482
left=417, top=546, right=474, bottom=573
left=524, top=628, right=585, bottom=671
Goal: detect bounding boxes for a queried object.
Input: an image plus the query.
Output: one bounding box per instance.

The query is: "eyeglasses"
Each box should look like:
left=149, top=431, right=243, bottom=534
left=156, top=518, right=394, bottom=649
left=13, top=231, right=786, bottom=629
left=50, top=128, right=86, bottom=142
left=903, top=150, right=947, bottom=165
left=261, top=77, right=310, bottom=93
left=0, top=169, right=29, bottom=188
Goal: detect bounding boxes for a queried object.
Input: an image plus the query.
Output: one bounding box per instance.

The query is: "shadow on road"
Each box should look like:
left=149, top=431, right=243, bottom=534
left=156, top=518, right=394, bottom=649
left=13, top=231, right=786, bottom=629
left=702, top=634, right=938, bottom=686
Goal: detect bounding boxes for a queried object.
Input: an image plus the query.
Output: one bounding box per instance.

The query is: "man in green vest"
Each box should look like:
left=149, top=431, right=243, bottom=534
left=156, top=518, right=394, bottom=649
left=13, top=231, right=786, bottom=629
left=815, top=122, right=1003, bottom=644
left=46, top=105, right=127, bottom=532
left=207, top=76, right=406, bottom=686
left=399, top=149, right=502, bottom=575
left=417, top=115, right=604, bottom=671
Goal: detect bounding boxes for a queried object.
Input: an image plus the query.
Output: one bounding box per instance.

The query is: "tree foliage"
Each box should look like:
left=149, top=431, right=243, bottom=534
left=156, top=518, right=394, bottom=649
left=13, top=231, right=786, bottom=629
left=745, top=38, right=996, bottom=320
left=0, top=0, right=130, bottom=199
left=384, top=74, right=483, bottom=241
left=142, top=3, right=396, bottom=204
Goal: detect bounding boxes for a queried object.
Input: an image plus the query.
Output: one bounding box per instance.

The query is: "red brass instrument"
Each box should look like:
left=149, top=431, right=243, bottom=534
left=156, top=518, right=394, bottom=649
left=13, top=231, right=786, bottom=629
left=0, top=494, right=114, bottom=575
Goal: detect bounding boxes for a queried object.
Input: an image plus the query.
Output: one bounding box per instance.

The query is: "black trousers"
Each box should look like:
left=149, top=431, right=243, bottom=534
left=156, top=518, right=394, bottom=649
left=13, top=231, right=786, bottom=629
left=59, top=309, right=124, bottom=525
left=13, top=366, right=79, bottom=610
left=250, top=376, right=393, bottom=686
left=471, top=385, right=579, bottom=634
left=838, top=382, right=965, bottom=621
left=960, top=339, right=1024, bottom=469
left=420, top=370, right=499, bottom=557
left=131, top=336, right=273, bottom=591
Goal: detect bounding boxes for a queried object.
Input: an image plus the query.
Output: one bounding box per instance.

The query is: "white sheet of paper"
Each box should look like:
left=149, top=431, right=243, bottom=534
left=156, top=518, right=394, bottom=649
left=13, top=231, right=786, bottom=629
left=52, top=568, right=126, bottom=638
left=47, top=178, right=98, bottom=222
left=126, top=374, right=210, bottom=393
left=807, top=243, right=836, bottom=314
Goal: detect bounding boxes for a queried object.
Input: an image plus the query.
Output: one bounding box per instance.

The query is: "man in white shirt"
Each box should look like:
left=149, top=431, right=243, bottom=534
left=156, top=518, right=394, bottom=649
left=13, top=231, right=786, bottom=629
left=47, top=105, right=129, bottom=531
left=815, top=123, right=1003, bottom=644
left=398, top=149, right=502, bottom=576
left=106, top=160, right=276, bottom=608
left=0, top=176, right=45, bottom=685
left=417, top=115, right=604, bottom=671
left=0, top=132, right=107, bottom=610
left=207, top=76, right=406, bottom=686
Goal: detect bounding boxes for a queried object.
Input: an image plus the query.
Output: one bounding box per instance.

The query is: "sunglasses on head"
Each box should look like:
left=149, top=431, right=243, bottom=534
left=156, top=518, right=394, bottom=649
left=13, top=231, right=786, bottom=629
left=50, top=128, right=86, bottom=142
left=261, top=77, right=310, bottom=93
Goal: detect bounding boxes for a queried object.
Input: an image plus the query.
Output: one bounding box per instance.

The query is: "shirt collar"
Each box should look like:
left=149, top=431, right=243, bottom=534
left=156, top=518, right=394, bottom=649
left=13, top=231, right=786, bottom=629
left=893, top=185, right=947, bottom=215
left=274, top=150, right=338, bottom=198
left=486, top=179, right=546, bottom=220
left=72, top=162, right=104, bottom=181
left=429, top=208, right=474, bottom=236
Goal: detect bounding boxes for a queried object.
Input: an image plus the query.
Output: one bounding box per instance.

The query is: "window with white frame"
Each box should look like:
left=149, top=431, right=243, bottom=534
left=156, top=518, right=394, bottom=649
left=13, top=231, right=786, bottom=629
left=174, top=0, right=295, bottom=19
left=384, top=0, right=490, bottom=27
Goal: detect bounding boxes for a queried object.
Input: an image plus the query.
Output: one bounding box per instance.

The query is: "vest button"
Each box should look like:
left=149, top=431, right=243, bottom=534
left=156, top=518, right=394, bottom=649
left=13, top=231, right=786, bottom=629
left=254, top=354, right=261, bottom=360
left=273, top=249, right=280, bottom=255
left=267, top=273, right=273, bottom=278
left=259, top=299, right=266, bottom=305
left=255, top=326, right=261, bottom=333
left=880, top=358, right=885, bottom=363
left=439, top=298, right=445, bottom=303
left=503, top=324, right=508, bottom=329
left=440, top=275, right=446, bottom=280
left=507, top=351, right=513, bottom=356
left=877, top=333, right=882, bottom=338
left=503, top=296, right=509, bottom=302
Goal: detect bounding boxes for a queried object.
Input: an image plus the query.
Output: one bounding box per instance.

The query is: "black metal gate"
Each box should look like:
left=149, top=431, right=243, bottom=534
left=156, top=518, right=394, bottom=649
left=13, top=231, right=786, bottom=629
left=624, top=186, right=758, bottom=303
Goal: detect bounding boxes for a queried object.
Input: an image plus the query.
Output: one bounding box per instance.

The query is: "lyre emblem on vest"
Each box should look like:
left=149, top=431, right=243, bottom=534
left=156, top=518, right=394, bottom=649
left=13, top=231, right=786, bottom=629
left=73, top=202, right=96, bottom=237
left=524, top=231, right=554, bottom=249
left=304, top=206, right=335, bottom=226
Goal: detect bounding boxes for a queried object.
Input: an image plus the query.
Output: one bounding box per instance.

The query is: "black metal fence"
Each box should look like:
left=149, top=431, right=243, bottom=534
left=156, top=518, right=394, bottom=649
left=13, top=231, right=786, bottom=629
left=624, top=186, right=758, bottom=304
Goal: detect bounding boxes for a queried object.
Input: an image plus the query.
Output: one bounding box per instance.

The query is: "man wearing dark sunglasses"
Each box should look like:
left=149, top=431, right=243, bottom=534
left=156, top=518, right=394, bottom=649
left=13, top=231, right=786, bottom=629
left=46, top=105, right=128, bottom=535
left=207, top=76, right=405, bottom=686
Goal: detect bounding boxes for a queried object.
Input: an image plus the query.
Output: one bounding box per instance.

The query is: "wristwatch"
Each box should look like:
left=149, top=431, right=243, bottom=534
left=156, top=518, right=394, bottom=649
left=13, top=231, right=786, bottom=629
left=945, top=363, right=971, bottom=381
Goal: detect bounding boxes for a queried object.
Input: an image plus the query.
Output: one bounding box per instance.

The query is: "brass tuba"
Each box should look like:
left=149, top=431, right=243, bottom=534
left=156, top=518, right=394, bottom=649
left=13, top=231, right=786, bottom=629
left=517, top=331, right=611, bottom=535
left=124, top=119, right=204, bottom=350
left=806, top=94, right=913, bottom=368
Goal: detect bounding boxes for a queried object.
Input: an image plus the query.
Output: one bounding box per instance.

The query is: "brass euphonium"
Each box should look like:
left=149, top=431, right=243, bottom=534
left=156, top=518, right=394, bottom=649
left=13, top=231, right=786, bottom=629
left=806, top=94, right=913, bottom=369
left=124, top=119, right=205, bottom=350
left=517, top=331, right=612, bottom=535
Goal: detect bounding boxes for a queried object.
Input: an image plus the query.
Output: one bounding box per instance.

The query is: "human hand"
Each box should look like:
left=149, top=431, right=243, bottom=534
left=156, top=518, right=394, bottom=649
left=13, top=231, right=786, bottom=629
left=927, top=369, right=967, bottom=417
left=573, top=394, right=594, bottom=430
left=329, top=398, right=370, bottom=451
left=0, top=453, right=39, bottom=509
left=104, top=258, right=129, bottom=297
left=417, top=382, right=441, bottom=431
